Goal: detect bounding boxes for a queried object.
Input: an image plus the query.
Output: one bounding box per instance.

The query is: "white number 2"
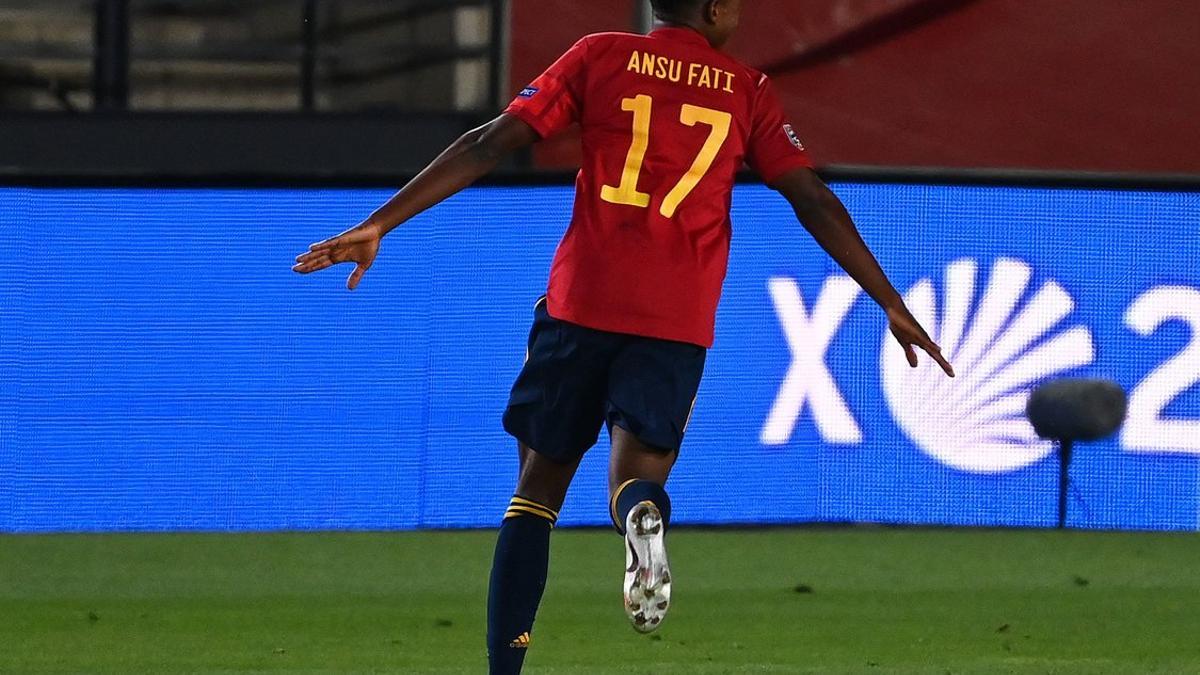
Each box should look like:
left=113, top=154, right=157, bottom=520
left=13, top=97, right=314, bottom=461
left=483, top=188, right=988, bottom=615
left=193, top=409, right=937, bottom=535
left=1122, top=287, right=1200, bottom=453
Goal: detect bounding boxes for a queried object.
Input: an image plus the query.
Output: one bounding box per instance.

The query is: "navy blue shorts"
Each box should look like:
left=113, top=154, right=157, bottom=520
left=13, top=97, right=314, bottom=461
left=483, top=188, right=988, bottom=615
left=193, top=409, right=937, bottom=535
left=502, top=298, right=707, bottom=463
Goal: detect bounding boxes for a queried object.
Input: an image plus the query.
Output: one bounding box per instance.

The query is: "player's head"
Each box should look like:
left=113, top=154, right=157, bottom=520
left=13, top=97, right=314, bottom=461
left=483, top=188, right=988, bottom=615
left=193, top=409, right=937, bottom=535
left=650, top=0, right=742, bottom=48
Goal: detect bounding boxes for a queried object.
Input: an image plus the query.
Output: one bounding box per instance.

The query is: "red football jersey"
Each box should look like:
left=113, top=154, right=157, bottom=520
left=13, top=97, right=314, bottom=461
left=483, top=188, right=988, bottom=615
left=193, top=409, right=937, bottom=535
left=505, top=27, right=812, bottom=347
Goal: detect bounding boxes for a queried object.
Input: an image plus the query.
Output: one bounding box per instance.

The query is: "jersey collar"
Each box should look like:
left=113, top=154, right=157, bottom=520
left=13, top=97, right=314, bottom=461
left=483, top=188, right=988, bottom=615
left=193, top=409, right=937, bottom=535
left=649, top=25, right=714, bottom=49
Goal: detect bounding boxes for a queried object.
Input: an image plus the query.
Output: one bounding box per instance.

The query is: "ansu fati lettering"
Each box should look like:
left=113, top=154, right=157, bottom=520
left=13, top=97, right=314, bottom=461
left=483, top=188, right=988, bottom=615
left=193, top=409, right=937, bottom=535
left=625, top=50, right=735, bottom=93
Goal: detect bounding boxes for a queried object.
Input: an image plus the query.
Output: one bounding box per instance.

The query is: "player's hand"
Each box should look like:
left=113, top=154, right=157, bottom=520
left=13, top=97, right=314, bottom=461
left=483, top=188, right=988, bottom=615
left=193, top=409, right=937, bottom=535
left=292, top=222, right=383, bottom=290
left=887, top=304, right=955, bottom=377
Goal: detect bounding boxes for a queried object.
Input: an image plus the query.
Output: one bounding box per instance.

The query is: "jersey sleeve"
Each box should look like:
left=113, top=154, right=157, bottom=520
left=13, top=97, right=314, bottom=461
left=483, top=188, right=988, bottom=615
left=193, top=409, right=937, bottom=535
left=504, top=37, right=590, bottom=139
left=745, top=76, right=813, bottom=184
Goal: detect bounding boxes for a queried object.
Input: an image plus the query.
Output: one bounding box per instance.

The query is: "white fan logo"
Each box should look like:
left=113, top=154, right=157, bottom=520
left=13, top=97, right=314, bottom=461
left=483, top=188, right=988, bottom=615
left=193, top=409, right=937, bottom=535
left=881, top=258, right=1096, bottom=474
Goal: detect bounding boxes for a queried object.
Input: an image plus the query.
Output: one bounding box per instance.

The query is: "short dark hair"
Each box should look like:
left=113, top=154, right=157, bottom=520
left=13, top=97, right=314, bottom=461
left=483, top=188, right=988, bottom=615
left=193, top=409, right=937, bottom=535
left=650, top=0, right=706, bottom=20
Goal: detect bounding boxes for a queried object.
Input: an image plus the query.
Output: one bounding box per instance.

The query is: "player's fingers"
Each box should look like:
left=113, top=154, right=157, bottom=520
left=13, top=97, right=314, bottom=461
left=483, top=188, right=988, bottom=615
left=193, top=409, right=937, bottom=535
left=912, top=333, right=955, bottom=377
left=310, top=238, right=339, bottom=252
left=346, top=264, right=369, bottom=290
left=292, top=256, right=333, bottom=274
left=903, top=343, right=918, bottom=368
left=295, top=250, right=324, bottom=264
left=923, top=344, right=956, bottom=378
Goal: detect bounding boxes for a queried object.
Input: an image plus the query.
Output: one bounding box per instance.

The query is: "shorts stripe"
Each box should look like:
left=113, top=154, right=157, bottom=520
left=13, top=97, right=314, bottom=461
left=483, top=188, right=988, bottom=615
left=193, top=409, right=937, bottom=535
left=682, top=395, right=698, bottom=434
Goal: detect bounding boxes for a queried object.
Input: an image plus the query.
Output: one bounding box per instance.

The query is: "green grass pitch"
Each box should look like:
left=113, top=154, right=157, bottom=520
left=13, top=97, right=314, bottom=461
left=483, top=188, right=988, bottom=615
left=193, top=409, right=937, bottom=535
left=2, top=527, right=1199, bottom=673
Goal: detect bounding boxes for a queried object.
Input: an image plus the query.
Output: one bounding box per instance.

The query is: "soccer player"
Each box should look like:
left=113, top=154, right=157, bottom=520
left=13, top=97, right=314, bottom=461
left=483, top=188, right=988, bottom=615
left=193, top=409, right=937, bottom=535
left=294, top=0, right=954, bottom=671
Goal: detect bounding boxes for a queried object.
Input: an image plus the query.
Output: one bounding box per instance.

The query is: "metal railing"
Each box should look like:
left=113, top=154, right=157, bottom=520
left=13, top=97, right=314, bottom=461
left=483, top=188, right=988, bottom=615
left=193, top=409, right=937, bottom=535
left=0, top=0, right=507, bottom=113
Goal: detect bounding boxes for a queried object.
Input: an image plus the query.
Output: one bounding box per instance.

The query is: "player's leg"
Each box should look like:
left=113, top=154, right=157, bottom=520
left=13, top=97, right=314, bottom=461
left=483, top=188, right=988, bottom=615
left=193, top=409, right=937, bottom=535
left=606, top=337, right=706, bottom=632
left=609, top=425, right=676, bottom=532
left=516, top=442, right=580, bottom=511
left=486, top=444, right=580, bottom=674
left=609, top=428, right=678, bottom=633
left=488, top=297, right=615, bottom=673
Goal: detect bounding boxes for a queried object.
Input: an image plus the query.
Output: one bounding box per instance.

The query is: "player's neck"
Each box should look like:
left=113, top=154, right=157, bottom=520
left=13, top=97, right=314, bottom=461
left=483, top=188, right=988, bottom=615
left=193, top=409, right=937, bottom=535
left=651, top=20, right=720, bottom=49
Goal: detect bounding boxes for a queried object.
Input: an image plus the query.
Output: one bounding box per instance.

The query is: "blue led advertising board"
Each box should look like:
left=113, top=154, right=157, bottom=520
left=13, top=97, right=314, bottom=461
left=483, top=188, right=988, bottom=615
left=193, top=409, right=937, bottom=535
left=0, top=183, right=1197, bottom=532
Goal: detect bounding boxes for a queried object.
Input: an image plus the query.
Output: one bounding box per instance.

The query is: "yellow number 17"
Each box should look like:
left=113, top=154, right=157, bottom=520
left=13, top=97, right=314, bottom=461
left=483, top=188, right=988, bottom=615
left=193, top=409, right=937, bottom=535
left=600, top=94, right=732, bottom=219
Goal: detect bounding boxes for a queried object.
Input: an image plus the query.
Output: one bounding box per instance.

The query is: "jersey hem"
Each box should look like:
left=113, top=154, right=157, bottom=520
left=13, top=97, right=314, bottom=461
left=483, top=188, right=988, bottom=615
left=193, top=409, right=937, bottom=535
left=546, top=298, right=714, bottom=349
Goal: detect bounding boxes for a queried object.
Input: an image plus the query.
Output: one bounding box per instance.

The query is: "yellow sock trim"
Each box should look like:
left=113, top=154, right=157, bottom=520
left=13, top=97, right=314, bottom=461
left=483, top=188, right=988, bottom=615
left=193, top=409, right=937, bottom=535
left=504, top=504, right=558, bottom=524
left=510, top=496, right=558, bottom=519
left=609, top=478, right=639, bottom=529
left=503, top=496, right=558, bottom=526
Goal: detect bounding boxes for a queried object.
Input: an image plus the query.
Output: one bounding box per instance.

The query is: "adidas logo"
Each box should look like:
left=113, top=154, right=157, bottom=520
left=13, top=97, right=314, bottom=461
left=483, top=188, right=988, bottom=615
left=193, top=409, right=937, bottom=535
left=509, top=632, right=531, bottom=649
left=881, top=258, right=1095, bottom=473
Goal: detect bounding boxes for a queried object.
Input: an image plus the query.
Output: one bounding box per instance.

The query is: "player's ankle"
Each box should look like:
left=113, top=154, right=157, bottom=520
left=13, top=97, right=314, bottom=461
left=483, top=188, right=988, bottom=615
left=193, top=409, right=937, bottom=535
left=610, top=479, right=671, bottom=534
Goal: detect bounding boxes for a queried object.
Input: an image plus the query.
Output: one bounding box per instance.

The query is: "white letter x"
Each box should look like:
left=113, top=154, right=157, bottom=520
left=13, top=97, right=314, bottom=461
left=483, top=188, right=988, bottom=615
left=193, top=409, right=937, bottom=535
left=760, top=276, right=863, bottom=446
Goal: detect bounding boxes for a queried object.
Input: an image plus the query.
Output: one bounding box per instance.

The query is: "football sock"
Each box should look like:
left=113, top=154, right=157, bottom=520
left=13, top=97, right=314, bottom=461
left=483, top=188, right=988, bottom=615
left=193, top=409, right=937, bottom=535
left=610, top=479, right=671, bottom=533
left=487, top=495, right=557, bottom=674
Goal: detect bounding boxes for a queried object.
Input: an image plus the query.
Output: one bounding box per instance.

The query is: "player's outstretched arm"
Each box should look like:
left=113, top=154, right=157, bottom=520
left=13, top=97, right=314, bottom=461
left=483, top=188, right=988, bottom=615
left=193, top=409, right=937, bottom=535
left=293, top=113, right=539, bottom=289
left=771, top=168, right=955, bottom=377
